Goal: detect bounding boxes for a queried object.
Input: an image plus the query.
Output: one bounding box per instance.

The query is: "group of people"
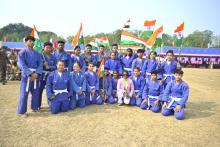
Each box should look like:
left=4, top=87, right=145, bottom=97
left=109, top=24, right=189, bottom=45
left=17, top=35, right=189, bottom=120
left=0, top=46, right=20, bottom=84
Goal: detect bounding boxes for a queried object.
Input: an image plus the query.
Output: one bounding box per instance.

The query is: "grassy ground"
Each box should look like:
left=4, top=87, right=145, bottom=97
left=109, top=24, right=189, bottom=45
left=0, top=68, right=220, bottom=147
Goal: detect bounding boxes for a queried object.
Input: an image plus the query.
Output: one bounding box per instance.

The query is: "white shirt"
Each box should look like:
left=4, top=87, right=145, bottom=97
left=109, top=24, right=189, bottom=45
left=57, top=72, right=62, bottom=77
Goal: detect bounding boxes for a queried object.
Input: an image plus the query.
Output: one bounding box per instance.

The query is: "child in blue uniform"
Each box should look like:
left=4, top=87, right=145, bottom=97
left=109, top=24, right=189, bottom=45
left=70, top=62, right=87, bottom=109
left=161, top=69, right=189, bottom=120
left=140, top=70, right=164, bottom=112
left=84, top=62, right=99, bottom=105
left=130, top=67, right=145, bottom=106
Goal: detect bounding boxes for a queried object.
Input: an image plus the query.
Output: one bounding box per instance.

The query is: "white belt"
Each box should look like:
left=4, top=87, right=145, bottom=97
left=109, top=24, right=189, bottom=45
left=76, top=87, right=82, bottom=101
left=167, top=96, right=182, bottom=108
left=134, top=90, right=140, bottom=93
left=53, top=89, right=68, bottom=96
left=147, top=95, right=159, bottom=109
left=109, top=70, right=113, bottom=74
left=146, top=72, right=151, bottom=76
left=163, top=74, right=174, bottom=81
left=163, top=74, right=174, bottom=77
left=124, top=68, right=132, bottom=72
left=89, top=86, right=96, bottom=101
left=25, top=68, right=37, bottom=92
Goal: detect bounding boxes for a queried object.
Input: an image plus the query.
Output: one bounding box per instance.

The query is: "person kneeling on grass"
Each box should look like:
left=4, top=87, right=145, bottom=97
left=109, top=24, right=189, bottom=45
left=161, top=69, right=189, bottom=120
left=98, top=68, right=115, bottom=104
left=140, top=70, right=163, bottom=112
left=70, top=62, right=87, bottom=109
left=46, top=60, right=73, bottom=114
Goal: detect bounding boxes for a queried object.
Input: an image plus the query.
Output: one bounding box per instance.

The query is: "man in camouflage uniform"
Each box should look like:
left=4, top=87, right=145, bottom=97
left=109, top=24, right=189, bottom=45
left=0, top=46, right=10, bottom=85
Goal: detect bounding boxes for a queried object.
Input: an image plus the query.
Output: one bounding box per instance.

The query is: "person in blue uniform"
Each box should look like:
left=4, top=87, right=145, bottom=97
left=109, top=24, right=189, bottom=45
left=140, top=70, right=164, bottom=112
left=104, top=52, right=122, bottom=75
left=98, top=68, right=115, bottom=104
left=17, top=36, right=43, bottom=117
left=53, top=40, right=72, bottom=72
left=70, top=62, right=87, bottom=109
left=112, top=70, right=119, bottom=101
left=131, top=49, right=145, bottom=74
left=71, top=45, right=86, bottom=73
left=82, top=44, right=97, bottom=67
left=121, top=48, right=137, bottom=75
left=130, top=67, right=145, bottom=106
left=39, top=42, right=56, bottom=109
left=46, top=60, right=73, bottom=114
left=159, top=50, right=178, bottom=87
left=161, top=69, right=189, bottom=120
left=142, top=51, right=158, bottom=80
left=84, top=62, right=99, bottom=105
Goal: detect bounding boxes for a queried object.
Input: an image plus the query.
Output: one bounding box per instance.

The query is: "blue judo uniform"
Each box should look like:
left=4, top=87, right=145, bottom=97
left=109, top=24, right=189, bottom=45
left=71, top=54, right=86, bottom=73
left=70, top=71, right=87, bottom=108
left=53, top=50, right=72, bottom=72
left=142, top=59, right=158, bottom=80
left=17, top=48, right=43, bottom=114
left=82, top=53, right=97, bottom=67
left=104, top=59, right=123, bottom=75
left=112, top=77, right=119, bottom=100
left=121, top=55, right=136, bottom=75
left=159, top=60, right=177, bottom=86
left=39, top=53, right=56, bottom=108
left=140, top=79, right=164, bottom=112
left=161, top=80, right=189, bottom=120
left=84, top=71, right=99, bottom=105
left=98, top=76, right=115, bottom=104
left=130, top=75, right=145, bottom=106
left=46, top=71, right=73, bottom=114
left=131, top=58, right=145, bottom=74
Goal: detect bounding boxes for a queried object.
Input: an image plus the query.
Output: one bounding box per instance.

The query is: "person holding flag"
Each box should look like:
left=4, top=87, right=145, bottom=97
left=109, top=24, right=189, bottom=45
left=17, top=36, right=43, bottom=117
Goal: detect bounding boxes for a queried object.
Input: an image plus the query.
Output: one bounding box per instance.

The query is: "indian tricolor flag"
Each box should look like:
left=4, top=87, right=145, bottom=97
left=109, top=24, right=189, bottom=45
left=99, top=36, right=110, bottom=47
left=141, top=20, right=156, bottom=38
left=89, top=37, right=99, bottom=51
left=98, top=59, right=104, bottom=78
left=146, top=25, right=163, bottom=50
left=144, top=20, right=156, bottom=31
left=123, top=19, right=130, bottom=29
left=72, top=23, right=84, bottom=50
left=120, top=29, right=147, bottom=46
left=155, top=25, right=163, bottom=47
left=30, top=25, right=42, bottom=53
left=174, top=22, right=184, bottom=47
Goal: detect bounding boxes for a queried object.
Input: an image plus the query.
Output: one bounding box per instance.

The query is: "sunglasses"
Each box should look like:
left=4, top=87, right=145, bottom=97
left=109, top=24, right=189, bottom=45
left=123, top=74, right=128, bottom=76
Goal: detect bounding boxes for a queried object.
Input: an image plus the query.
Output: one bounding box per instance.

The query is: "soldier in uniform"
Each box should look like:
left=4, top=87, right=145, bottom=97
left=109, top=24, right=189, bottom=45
left=0, top=46, right=10, bottom=85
